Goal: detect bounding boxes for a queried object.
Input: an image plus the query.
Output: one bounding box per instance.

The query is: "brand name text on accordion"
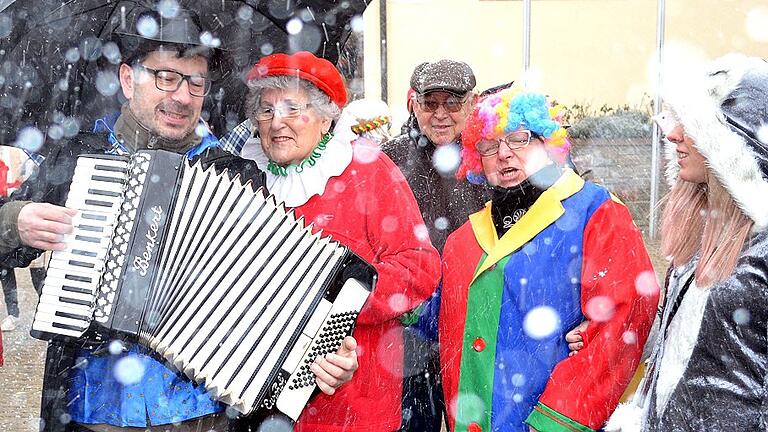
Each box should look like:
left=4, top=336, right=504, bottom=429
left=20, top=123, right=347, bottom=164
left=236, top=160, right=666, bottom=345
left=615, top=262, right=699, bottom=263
left=133, top=205, right=164, bottom=277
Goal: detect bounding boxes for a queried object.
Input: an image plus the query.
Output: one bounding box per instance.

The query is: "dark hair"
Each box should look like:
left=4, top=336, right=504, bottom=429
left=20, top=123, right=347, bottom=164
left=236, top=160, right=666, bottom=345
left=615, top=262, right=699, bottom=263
left=113, top=8, right=228, bottom=79
left=119, top=41, right=227, bottom=79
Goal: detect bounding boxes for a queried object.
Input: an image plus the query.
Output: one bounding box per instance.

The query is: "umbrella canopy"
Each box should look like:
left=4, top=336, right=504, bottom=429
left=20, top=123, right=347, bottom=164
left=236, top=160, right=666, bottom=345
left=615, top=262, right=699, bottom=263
left=0, top=0, right=369, bottom=146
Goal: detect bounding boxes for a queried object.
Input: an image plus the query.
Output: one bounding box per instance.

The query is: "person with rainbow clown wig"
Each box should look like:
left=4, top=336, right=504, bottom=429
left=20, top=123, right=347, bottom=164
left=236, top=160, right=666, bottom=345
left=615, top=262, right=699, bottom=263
left=438, top=86, right=660, bottom=432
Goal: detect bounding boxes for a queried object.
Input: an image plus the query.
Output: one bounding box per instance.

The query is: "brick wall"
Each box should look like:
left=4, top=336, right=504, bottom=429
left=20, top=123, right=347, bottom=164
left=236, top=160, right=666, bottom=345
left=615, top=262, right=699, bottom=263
left=570, top=137, right=668, bottom=236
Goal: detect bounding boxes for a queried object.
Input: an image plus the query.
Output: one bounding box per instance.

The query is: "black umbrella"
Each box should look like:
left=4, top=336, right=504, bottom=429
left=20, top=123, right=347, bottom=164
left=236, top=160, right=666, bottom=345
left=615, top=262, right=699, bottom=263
left=0, top=0, right=369, bottom=146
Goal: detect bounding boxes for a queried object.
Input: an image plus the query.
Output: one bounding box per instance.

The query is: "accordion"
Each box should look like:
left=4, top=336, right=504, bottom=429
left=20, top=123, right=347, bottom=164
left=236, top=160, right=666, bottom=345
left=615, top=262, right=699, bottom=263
left=30, top=149, right=376, bottom=419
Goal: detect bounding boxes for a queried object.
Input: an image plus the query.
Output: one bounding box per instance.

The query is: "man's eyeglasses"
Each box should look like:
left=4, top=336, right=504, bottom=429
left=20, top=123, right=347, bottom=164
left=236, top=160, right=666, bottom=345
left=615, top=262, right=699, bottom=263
left=138, top=65, right=211, bottom=97
left=254, top=103, right=312, bottom=122
left=415, top=94, right=468, bottom=113
left=476, top=130, right=536, bottom=156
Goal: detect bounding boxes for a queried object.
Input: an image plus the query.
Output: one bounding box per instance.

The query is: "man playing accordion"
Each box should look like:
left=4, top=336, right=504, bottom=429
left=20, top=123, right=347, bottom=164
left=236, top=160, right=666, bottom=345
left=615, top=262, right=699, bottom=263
left=0, top=7, right=360, bottom=432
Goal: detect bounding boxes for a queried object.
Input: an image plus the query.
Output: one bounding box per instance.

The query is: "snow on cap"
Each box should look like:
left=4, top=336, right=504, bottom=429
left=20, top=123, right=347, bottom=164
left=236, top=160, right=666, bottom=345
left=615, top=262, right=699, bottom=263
left=410, top=59, right=476, bottom=96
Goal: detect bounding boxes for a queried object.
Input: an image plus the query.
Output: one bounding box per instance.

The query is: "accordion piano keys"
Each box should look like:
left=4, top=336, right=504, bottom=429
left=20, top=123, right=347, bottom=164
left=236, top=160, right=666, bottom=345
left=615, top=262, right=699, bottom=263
left=31, top=157, right=129, bottom=338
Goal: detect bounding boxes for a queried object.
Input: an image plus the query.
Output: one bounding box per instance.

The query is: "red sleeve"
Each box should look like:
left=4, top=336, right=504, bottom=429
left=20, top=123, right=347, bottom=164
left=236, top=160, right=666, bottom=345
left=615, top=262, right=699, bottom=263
left=439, top=225, right=485, bottom=432
left=0, top=328, right=4, bottom=367
left=355, top=156, right=441, bottom=325
left=535, top=199, right=660, bottom=429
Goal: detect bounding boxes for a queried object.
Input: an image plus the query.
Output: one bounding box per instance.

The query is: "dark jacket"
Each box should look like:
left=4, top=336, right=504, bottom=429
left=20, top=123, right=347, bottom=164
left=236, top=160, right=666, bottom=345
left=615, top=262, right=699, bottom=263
left=381, top=115, right=490, bottom=253
left=0, top=131, right=265, bottom=432
left=644, top=231, right=768, bottom=431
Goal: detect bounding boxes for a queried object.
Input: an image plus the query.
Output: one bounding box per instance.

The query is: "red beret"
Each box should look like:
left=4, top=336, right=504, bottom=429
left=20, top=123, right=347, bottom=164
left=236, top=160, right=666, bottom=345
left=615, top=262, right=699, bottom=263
left=246, top=51, right=348, bottom=108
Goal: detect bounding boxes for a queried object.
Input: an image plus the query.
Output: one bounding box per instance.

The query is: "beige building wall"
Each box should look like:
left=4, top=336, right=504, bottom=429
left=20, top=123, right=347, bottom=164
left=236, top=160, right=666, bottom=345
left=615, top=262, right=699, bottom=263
left=362, top=0, right=768, bottom=125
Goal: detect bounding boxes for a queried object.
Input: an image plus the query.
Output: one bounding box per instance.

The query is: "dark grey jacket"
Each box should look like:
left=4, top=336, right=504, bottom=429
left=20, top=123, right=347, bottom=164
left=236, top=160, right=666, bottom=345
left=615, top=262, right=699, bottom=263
left=381, top=115, right=489, bottom=253
left=645, top=231, right=768, bottom=431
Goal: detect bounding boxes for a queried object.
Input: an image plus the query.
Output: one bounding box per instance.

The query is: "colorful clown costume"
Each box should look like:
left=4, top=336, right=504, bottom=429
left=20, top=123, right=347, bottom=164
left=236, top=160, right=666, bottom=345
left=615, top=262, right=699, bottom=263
left=440, top=169, right=659, bottom=432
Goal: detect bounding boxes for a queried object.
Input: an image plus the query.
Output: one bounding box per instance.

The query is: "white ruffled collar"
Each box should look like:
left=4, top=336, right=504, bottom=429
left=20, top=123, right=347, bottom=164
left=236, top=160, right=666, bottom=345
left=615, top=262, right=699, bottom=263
left=240, top=119, right=356, bottom=207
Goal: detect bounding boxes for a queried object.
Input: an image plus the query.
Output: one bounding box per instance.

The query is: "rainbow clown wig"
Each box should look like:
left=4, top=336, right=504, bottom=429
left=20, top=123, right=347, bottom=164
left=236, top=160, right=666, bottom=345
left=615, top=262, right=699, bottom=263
left=458, top=87, right=571, bottom=183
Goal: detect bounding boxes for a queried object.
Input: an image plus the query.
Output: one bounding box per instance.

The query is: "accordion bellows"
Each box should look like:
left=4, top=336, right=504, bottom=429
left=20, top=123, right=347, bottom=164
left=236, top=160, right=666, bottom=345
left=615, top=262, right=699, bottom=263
left=31, top=150, right=376, bottom=419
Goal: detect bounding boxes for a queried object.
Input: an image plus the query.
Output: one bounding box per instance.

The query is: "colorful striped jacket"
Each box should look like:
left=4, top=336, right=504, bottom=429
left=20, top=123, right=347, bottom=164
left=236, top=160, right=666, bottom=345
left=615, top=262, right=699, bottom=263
left=440, top=169, right=659, bottom=432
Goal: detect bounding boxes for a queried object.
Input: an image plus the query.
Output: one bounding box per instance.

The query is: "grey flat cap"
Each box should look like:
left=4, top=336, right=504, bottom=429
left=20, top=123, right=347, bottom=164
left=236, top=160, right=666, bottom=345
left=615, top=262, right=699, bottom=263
left=410, top=59, right=476, bottom=96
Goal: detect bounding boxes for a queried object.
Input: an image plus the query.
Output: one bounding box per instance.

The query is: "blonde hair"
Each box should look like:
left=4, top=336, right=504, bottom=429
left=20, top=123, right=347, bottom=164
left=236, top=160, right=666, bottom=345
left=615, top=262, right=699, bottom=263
left=661, top=175, right=753, bottom=287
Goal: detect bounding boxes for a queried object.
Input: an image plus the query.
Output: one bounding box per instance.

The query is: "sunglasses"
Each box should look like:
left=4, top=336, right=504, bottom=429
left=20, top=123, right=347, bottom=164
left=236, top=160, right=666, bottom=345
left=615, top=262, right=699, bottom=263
left=415, top=94, right=468, bottom=113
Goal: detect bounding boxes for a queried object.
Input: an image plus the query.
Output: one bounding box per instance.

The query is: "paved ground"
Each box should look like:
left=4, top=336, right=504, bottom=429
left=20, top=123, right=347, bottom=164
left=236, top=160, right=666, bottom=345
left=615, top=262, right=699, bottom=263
left=1, top=268, right=48, bottom=431
left=0, top=240, right=667, bottom=431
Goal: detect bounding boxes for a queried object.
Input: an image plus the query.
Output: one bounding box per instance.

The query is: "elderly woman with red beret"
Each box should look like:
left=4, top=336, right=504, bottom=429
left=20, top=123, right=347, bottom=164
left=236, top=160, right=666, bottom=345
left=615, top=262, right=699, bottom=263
left=236, top=51, right=441, bottom=431
left=439, top=86, right=659, bottom=432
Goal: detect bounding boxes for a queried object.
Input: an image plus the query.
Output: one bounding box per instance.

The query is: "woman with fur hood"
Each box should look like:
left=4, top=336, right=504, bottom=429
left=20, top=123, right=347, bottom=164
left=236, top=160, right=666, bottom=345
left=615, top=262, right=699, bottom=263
left=605, top=53, right=768, bottom=431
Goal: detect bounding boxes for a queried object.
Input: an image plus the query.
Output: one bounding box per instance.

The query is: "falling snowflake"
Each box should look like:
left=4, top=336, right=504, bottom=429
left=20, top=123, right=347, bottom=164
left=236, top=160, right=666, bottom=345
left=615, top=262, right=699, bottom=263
left=634, top=270, right=659, bottom=297
left=255, top=414, right=293, bottom=431
left=95, top=71, right=120, bottom=96
left=108, top=340, right=124, bottom=355
left=137, top=15, right=159, bottom=38
left=64, top=47, right=80, bottom=63
left=511, top=373, right=526, bottom=387
left=388, top=293, right=409, bottom=314
left=260, top=43, right=275, bottom=56
left=432, top=143, right=461, bottom=175
left=101, top=42, right=122, bottom=65
left=453, top=392, right=485, bottom=426
left=157, top=0, right=180, bottom=18
left=413, top=223, right=429, bottom=242
left=622, top=330, right=638, bottom=345
left=523, top=306, right=559, bottom=339
left=15, top=126, right=44, bottom=152
left=757, top=125, right=768, bottom=145
left=286, top=18, right=303, bottom=35
left=746, top=7, right=768, bottom=42
left=585, top=296, right=615, bottom=322
left=195, top=123, right=208, bottom=138
left=733, top=308, right=751, bottom=325
left=381, top=215, right=398, bottom=232
left=352, top=139, right=380, bottom=164
left=0, top=14, right=13, bottom=38
left=113, top=355, right=146, bottom=385
left=351, top=15, right=364, bottom=33
left=47, top=125, right=64, bottom=140
left=237, top=5, right=254, bottom=21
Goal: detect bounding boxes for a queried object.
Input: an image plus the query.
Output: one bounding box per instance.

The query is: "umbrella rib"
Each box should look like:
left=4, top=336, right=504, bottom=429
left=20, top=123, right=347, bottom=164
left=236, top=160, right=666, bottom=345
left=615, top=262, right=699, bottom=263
left=40, top=1, right=117, bottom=27
left=94, top=1, right=136, bottom=40
left=232, top=0, right=290, bottom=36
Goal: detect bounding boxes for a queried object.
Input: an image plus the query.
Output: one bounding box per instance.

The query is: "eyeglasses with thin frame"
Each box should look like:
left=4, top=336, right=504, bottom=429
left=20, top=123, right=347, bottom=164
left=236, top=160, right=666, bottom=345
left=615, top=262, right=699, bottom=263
left=476, top=130, right=535, bottom=157
left=254, top=103, right=312, bottom=122
left=415, top=94, right=468, bottom=113
left=138, top=65, right=211, bottom=97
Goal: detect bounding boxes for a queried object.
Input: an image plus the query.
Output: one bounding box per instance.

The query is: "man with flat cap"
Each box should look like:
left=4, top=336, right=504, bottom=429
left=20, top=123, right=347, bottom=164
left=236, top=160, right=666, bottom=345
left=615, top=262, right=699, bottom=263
left=382, top=60, right=490, bottom=432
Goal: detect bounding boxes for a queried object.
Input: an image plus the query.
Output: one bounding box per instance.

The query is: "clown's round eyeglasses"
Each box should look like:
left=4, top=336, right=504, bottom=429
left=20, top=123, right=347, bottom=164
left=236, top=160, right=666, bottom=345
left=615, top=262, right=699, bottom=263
left=477, top=130, right=537, bottom=156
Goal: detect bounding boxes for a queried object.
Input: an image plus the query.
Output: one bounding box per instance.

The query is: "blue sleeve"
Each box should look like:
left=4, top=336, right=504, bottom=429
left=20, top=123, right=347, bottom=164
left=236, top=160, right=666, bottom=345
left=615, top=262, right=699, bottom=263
left=411, top=283, right=441, bottom=342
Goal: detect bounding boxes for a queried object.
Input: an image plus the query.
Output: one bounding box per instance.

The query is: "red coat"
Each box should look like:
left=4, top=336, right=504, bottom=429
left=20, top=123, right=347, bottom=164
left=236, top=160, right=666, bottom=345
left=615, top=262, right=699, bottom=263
left=293, top=153, right=441, bottom=431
